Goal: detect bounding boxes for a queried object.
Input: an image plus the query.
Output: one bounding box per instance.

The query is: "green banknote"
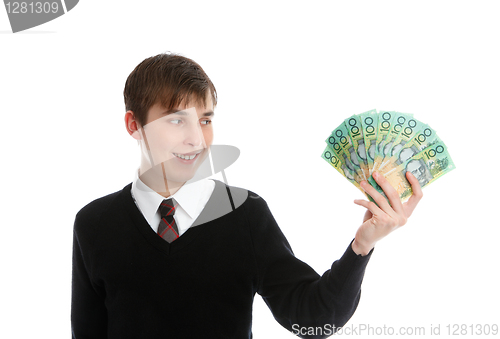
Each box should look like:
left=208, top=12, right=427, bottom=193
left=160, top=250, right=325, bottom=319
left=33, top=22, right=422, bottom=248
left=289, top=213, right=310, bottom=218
left=360, top=110, right=379, bottom=175
left=379, top=112, right=414, bottom=170
left=344, top=112, right=373, bottom=180
left=370, top=141, right=456, bottom=201
left=372, top=110, right=397, bottom=173
left=325, top=122, right=365, bottom=180
left=378, top=116, right=426, bottom=173
left=379, top=124, right=439, bottom=176
left=321, top=144, right=366, bottom=195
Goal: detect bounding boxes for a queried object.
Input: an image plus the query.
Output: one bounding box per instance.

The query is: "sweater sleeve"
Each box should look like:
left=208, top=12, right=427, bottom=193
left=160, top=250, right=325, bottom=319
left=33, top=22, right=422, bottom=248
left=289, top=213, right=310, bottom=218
left=71, top=210, right=108, bottom=338
left=247, top=192, right=373, bottom=339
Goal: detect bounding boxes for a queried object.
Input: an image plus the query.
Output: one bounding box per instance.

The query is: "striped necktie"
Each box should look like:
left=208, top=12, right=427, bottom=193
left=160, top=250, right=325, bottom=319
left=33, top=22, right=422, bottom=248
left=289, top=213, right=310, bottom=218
left=157, top=198, right=179, bottom=243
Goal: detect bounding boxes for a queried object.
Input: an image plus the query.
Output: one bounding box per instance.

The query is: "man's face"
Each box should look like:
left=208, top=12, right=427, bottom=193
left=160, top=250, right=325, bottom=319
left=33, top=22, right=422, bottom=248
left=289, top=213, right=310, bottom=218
left=138, top=97, right=214, bottom=186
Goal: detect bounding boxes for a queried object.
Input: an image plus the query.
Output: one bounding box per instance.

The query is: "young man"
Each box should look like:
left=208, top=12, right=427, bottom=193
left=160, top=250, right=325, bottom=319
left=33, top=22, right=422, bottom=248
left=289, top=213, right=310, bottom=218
left=71, top=53, right=423, bottom=338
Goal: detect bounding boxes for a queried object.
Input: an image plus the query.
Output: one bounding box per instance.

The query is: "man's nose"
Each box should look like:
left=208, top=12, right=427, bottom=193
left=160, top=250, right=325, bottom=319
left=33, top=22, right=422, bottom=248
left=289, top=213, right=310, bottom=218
left=184, top=119, right=205, bottom=147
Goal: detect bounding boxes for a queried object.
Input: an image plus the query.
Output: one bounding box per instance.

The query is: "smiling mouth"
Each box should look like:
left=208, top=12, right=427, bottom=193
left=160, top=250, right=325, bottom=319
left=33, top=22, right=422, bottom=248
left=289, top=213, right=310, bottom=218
left=172, top=150, right=203, bottom=160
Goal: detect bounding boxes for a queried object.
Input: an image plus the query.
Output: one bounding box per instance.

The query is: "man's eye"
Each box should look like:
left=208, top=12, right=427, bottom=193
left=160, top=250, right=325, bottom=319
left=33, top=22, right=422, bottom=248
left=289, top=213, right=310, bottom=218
left=170, top=119, right=182, bottom=124
left=201, top=119, right=212, bottom=125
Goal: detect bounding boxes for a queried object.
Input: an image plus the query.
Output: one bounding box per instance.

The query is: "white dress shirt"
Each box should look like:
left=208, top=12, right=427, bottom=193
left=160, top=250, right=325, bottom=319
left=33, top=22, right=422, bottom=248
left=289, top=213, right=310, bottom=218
left=130, top=169, right=215, bottom=236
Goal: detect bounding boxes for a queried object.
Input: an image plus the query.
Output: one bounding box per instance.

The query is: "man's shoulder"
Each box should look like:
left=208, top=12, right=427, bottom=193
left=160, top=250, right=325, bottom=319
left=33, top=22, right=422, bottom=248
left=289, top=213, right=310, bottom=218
left=75, top=183, right=131, bottom=228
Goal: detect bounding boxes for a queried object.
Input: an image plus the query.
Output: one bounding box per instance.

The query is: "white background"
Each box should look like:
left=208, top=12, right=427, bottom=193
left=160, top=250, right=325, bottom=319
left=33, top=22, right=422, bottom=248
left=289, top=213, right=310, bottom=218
left=1, top=1, right=499, bottom=338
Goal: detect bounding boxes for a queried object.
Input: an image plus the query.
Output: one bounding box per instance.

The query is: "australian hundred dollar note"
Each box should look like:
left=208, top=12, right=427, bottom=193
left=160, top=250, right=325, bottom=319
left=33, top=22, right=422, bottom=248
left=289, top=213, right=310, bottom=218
left=360, top=110, right=378, bottom=175
left=371, top=141, right=456, bottom=201
left=378, top=115, right=425, bottom=171
left=321, top=144, right=367, bottom=197
left=378, top=112, right=414, bottom=171
left=372, top=110, right=397, bottom=173
left=326, top=121, right=365, bottom=180
left=344, top=110, right=375, bottom=180
left=379, top=123, right=440, bottom=176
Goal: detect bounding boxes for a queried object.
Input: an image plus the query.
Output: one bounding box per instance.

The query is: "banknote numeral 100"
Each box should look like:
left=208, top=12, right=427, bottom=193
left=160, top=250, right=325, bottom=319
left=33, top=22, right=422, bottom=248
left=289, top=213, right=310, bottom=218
left=348, top=118, right=361, bottom=138
left=424, top=145, right=444, bottom=159
left=324, top=151, right=340, bottom=167
left=334, top=129, right=350, bottom=149
left=392, top=116, right=406, bottom=134
left=415, top=128, right=433, bottom=145
left=364, top=117, right=375, bottom=137
left=401, top=119, right=417, bottom=139
left=380, top=112, right=391, bottom=132
left=328, top=136, right=341, bottom=153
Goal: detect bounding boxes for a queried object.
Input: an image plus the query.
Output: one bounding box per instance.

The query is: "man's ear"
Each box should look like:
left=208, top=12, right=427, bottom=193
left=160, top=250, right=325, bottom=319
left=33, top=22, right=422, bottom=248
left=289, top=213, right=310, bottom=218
left=131, top=128, right=142, bottom=140
left=125, top=110, right=142, bottom=140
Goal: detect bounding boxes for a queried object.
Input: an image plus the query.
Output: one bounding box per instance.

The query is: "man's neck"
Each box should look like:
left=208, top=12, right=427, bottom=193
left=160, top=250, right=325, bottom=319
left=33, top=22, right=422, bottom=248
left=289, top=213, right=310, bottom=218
left=138, top=163, right=185, bottom=198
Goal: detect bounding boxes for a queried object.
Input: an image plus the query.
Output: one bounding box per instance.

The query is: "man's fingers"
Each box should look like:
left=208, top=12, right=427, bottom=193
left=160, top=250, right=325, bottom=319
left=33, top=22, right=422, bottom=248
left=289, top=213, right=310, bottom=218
left=371, top=171, right=409, bottom=227
left=371, top=172, right=405, bottom=217
left=403, top=171, right=423, bottom=217
left=359, top=179, right=392, bottom=213
left=354, top=198, right=382, bottom=219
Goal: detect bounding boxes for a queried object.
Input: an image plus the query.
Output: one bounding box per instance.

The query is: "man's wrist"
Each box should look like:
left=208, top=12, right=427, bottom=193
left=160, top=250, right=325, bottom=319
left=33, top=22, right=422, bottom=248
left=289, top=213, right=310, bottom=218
left=352, top=238, right=374, bottom=256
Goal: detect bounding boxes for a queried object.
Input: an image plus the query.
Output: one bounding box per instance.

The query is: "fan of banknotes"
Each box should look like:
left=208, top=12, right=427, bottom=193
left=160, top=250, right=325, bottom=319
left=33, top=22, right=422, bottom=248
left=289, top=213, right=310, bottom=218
left=321, top=109, right=455, bottom=202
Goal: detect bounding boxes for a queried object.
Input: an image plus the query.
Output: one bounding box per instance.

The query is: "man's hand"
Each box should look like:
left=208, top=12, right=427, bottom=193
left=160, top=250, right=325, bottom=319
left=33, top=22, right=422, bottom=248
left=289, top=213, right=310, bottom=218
left=351, top=171, right=423, bottom=256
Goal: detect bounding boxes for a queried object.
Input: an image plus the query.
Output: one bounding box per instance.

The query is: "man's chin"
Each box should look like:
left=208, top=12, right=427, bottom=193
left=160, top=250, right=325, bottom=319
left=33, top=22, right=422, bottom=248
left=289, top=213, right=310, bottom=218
left=163, top=165, right=202, bottom=184
left=167, top=174, right=197, bottom=185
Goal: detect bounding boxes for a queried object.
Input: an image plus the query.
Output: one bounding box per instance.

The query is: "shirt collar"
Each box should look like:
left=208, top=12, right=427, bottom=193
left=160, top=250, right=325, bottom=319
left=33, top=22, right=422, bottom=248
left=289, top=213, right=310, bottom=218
left=131, top=168, right=207, bottom=220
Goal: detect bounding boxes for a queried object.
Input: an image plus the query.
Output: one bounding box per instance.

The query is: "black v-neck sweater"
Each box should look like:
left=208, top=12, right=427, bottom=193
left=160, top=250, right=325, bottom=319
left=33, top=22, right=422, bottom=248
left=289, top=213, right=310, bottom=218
left=71, top=180, right=373, bottom=339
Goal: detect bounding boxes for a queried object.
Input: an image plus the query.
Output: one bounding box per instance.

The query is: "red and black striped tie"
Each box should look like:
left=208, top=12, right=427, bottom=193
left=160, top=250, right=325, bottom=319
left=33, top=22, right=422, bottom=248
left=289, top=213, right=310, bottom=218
left=157, top=198, right=179, bottom=243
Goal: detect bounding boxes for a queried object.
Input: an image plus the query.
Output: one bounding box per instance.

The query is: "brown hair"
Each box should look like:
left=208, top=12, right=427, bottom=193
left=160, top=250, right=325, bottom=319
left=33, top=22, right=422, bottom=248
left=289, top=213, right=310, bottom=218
left=123, top=52, right=217, bottom=128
